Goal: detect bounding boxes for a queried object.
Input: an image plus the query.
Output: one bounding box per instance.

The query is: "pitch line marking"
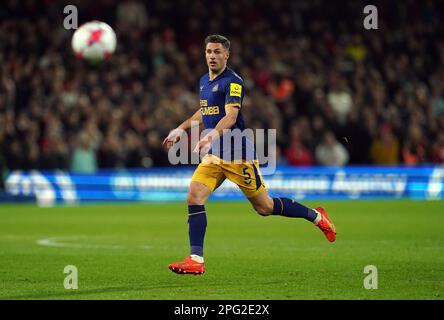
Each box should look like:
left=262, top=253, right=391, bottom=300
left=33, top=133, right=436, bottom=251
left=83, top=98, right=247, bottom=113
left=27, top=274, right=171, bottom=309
left=36, top=236, right=151, bottom=250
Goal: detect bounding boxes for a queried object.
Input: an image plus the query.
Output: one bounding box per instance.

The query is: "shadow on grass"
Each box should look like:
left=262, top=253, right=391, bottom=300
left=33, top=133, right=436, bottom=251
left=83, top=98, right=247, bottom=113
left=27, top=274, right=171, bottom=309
left=1, top=283, right=188, bottom=300
left=2, top=279, right=285, bottom=300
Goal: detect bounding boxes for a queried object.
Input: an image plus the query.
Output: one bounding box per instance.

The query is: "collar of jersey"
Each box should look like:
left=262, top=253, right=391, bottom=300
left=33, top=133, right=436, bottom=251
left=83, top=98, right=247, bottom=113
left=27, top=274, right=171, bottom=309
left=209, top=67, right=228, bottom=82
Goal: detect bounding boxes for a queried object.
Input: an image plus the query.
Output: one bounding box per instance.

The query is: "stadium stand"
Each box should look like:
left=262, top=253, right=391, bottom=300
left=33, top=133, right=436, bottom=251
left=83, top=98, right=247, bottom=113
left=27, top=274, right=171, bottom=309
left=1, top=0, right=444, bottom=174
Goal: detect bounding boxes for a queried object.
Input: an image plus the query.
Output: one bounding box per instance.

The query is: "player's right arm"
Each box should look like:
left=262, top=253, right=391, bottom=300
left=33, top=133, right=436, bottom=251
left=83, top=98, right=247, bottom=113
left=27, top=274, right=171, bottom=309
left=162, top=108, right=202, bottom=149
left=177, top=108, right=202, bottom=131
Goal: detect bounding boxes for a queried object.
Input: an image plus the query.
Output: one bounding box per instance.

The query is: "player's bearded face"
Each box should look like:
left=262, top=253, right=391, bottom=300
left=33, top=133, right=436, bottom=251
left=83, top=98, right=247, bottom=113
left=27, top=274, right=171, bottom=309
left=205, top=43, right=229, bottom=73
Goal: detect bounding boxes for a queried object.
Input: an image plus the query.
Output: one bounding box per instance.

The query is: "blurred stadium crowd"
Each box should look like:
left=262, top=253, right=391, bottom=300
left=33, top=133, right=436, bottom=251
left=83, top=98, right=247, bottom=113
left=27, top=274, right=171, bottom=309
left=1, top=0, right=444, bottom=176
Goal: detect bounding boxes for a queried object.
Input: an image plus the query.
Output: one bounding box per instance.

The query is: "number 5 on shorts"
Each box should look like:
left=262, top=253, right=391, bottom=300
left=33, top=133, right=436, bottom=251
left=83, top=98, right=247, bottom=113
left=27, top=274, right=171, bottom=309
left=243, top=166, right=252, bottom=185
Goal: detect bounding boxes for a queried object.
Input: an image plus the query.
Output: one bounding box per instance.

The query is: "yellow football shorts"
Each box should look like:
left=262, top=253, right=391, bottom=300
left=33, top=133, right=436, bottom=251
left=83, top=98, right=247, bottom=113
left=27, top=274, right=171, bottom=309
left=191, top=154, right=266, bottom=198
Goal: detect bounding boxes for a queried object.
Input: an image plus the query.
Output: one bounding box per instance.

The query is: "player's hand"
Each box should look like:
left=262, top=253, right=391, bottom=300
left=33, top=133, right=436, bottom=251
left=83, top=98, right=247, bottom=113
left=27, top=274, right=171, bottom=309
left=194, top=137, right=212, bottom=155
left=193, top=130, right=219, bottom=155
left=162, top=128, right=183, bottom=150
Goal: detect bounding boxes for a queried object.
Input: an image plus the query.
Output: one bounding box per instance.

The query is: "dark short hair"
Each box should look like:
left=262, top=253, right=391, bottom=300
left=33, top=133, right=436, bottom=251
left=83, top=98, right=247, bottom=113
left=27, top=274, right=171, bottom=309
left=204, top=35, right=230, bottom=51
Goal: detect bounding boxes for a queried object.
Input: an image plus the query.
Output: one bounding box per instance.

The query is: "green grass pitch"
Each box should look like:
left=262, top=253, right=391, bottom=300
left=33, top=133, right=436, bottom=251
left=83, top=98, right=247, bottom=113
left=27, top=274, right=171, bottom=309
left=0, top=200, right=443, bottom=300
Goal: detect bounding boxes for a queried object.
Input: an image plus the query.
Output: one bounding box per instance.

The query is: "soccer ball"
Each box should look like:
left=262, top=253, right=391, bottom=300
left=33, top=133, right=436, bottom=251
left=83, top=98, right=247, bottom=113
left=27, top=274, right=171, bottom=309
left=72, top=21, right=117, bottom=62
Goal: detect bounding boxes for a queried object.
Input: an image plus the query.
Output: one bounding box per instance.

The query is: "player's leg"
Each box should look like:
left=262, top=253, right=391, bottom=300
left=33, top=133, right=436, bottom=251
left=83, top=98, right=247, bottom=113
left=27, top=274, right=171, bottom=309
left=186, top=156, right=225, bottom=259
left=248, top=188, right=315, bottom=219
left=186, top=181, right=212, bottom=260
left=223, top=160, right=336, bottom=242
left=247, top=187, right=316, bottom=220
left=168, top=157, right=225, bottom=275
left=169, top=181, right=213, bottom=275
left=248, top=189, right=336, bottom=242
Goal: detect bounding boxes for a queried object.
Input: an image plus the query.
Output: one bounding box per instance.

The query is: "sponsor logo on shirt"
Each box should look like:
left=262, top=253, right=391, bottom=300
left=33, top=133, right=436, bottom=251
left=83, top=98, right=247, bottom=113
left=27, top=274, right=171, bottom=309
left=230, top=83, right=242, bottom=97
left=201, top=106, right=220, bottom=115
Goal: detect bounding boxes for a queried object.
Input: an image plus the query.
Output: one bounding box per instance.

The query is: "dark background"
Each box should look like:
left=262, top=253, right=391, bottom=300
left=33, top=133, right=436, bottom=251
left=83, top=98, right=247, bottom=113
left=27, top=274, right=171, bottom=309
left=1, top=0, right=444, bottom=179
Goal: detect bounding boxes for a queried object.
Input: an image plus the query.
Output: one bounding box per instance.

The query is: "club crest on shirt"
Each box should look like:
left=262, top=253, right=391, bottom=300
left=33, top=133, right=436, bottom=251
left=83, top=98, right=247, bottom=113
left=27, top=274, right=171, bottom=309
left=200, top=86, right=204, bottom=91
left=212, top=84, right=219, bottom=92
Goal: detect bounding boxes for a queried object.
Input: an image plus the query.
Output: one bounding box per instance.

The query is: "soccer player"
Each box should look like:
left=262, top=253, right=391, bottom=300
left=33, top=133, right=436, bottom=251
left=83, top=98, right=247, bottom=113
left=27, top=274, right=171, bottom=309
left=163, top=35, right=336, bottom=275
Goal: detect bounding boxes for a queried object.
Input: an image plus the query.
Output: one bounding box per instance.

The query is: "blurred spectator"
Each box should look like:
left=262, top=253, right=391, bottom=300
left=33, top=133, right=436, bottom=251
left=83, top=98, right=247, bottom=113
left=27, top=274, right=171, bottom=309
left=70, top=132, right=97, bottom=173
left=315, top=132, right=349, bottom=166
left=98, top=134, right=126, bottom=169
left=430, top=133, right=444, bottom=164
left=117, top=0, right=148, bottom=30
left=342, top=110, right=372, bottom=164
left=268, top=73, right=295, bottom=103
left=5, top=140, right=25, bottom=170
left=124, top=130, right=146, bottom=168
left=274, top=146, right=288, bottom=166
left=402, top=124, right=427, bottom=165
left=369, top=124, right=400, bottom=165
left=345, top=35, right=367, bottom=62
left=285, top=124, right=313, bottom=166
left=327, top=79, right=353, bottom=125
left=431, top=85, right=444, bottom=116
left=145, top=131, right=171, bottom=167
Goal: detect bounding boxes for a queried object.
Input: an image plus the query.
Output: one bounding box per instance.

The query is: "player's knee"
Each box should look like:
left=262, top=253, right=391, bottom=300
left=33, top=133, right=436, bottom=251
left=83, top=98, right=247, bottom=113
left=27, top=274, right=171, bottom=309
left=253, top=203, right=273, bottom=216
left=187, top=191, right=206, bottom=205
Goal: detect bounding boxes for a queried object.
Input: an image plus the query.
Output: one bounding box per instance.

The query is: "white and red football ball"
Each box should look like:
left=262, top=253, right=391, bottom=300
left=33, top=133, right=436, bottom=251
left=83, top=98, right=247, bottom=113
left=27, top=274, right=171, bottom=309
left=72, top=21, right=117, bottom=62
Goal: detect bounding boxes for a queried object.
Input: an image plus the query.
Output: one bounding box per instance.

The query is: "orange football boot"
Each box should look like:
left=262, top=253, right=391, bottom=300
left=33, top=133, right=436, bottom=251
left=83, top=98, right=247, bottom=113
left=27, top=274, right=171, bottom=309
left=168, top=256, right=205, bottom=275
left=314, top=207, right=337, bottom=242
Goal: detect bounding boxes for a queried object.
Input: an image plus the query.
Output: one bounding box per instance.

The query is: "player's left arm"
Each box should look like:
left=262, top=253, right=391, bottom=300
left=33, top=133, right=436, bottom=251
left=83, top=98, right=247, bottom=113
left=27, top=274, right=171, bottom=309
left=194, top=81, right=242, bottom=152
left=194, top=106, right=239, bottom=153
left=211, top=105, right=239, bottom=136
left=206, top=80, right=243, bottom=139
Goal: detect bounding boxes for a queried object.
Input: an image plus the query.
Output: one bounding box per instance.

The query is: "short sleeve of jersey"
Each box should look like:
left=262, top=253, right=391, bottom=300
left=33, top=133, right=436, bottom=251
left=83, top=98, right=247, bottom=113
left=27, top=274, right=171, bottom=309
left=224, top=78, right=244, bottom=109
